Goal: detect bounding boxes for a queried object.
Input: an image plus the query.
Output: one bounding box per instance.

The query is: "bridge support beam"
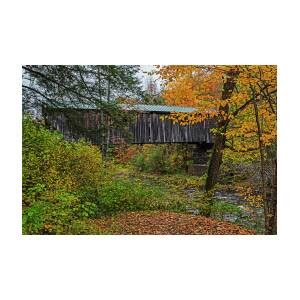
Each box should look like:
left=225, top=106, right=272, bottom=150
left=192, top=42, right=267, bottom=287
left=187, top=144, right=209, bottom=176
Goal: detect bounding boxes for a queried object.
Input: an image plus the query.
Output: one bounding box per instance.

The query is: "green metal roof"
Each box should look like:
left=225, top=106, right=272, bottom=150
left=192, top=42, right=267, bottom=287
left=119, top=104, right=196, bottom=113
left=47, top=102, right=196, bottom=113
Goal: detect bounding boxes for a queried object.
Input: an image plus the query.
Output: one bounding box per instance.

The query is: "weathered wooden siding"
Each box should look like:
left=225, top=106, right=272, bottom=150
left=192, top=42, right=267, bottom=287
left=43, top=109, right=214, bottom=145
left=130, top=112, right=214, bottom=144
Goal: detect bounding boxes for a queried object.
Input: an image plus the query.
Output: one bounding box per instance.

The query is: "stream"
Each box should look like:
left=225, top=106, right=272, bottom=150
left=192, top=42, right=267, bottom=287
left=185, top=188, right=265, bottom=234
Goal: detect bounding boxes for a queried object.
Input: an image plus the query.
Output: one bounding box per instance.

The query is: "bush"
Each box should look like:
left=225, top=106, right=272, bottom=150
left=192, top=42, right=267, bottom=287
left=97, top=178, right=166, bottom=215
left=22, top=116, right=103, bottom=234
left=131, top=144, right=188, bottom=174
left=22, top=192, right=99, bottom=234
left=22, top=116, right=103, bottom=205
left=114, top=144, right=139, bottom=164
left=132, top=152, right=147, bottom=171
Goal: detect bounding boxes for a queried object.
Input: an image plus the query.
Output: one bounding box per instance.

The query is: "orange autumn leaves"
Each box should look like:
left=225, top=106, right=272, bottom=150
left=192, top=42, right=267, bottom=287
left=157, top=65, right=277, bottom=153
left=157, top=65, right=222, bottom=108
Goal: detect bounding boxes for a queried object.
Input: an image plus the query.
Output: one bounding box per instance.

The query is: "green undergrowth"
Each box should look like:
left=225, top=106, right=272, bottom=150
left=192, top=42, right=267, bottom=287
left=98, top=170, right=189, bottom=215
left=22, top=118, right=256, bottom=234
left=106, top=165, right=255, bottom=229
left=22, top=118, right=195, bottom=234
left=130, top=144, right=191, bottom=174
left=104, top=164, right=207, bottom=214
left=22, top=117, right=103, bottom=234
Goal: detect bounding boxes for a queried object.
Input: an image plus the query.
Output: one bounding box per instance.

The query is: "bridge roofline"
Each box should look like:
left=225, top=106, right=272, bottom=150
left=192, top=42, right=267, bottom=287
left=44, top=102, right=196, bottom=113
left=119, top=104, right=196, bottom=113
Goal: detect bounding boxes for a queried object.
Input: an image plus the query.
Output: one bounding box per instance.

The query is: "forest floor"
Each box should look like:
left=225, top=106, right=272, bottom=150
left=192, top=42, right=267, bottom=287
left=92, top=165, right=262, bottom=235
left=92, top=211, right=255, bottom=235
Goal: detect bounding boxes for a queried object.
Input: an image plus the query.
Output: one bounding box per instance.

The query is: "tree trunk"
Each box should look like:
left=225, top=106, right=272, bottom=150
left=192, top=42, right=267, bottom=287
left=103, top=77, right=111, bottom=158
left=205, top=132, right=226, bottom=191
left=270, top=156, right=277, bottom=234
left=205, top=68, right=239, bottom=191
left=252, top=91, right=277, bottom=235
left=96, top=67, right=105, bottom=151
left=265, top=146, right=277, bottom=234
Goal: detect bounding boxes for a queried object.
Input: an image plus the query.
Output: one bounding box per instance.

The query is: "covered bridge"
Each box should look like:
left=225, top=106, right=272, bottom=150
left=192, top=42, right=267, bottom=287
left=43, top=103, right=215, bottom=146
left=43, top=103, right=215, bottom=175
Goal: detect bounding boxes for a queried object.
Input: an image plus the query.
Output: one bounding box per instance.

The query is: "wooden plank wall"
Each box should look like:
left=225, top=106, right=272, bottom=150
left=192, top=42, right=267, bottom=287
left=43, top=109, right=214, bottom=145
left=130, top=113, right=214, bottom=144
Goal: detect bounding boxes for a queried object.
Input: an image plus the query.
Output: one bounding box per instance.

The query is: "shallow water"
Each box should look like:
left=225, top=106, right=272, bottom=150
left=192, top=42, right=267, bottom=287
left=184, top=188, right=265, bottom=234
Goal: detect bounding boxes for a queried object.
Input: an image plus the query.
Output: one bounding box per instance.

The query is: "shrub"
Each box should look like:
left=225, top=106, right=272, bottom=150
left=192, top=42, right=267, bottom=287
left=131, top=144, right=189, bottom=174
left=22, top=116, right=103, bottom=234
left=68, top=220, right=100, bottom=235
left=132, top=152, right=146, bottom=171
left=114, top=144, right=139, bottom=164
left=22, top=192, right=98, bottom=234
left=22, top=116, right=103, bottom=205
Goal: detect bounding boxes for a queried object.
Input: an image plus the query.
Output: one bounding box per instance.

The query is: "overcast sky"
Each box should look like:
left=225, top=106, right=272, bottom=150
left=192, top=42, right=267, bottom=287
left=139, top=65, right=162, bottom=91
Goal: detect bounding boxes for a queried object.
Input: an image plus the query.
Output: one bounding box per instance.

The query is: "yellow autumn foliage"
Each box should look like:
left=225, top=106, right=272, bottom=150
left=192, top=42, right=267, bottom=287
left=157, top=65, right=277, bottom=155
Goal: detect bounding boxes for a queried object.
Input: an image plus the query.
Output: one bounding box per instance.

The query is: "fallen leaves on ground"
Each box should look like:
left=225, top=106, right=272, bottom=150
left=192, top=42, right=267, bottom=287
left=92, top=211, right=255, bottom=235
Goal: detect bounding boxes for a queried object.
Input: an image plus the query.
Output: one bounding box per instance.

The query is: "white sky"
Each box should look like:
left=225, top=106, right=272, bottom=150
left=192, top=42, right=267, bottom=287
left=139, top=65, right=162, bottom=91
